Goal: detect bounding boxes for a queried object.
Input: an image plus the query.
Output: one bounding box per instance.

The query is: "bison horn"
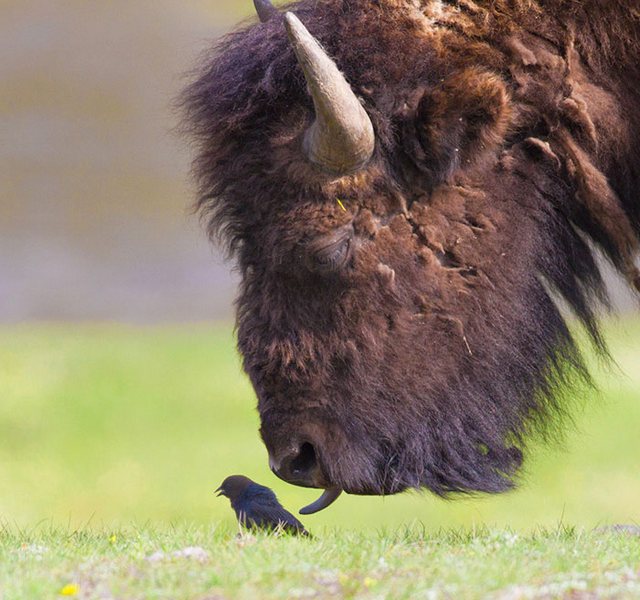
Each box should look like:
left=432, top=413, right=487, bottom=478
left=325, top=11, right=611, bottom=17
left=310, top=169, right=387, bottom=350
left=299, top=488, right=343, bottom=515
left=284, top=12, right=375, bottom=175
left=253, top=0, right=278, bottom=23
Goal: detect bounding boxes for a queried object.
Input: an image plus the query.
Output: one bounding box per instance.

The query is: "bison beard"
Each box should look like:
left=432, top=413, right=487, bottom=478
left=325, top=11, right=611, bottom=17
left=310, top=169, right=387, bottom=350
left=180, top=0, right=640, bottom=510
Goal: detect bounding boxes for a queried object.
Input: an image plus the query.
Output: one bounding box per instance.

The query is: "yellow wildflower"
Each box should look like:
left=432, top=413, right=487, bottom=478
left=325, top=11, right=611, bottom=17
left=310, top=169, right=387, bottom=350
left=363, top=577, right=378, bottom=588
left=60, top=583, right=79, bottom=596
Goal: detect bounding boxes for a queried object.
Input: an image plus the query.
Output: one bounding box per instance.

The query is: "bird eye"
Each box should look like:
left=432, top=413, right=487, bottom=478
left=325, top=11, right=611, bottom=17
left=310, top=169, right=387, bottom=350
left=305, top=226, right=354, bottom=275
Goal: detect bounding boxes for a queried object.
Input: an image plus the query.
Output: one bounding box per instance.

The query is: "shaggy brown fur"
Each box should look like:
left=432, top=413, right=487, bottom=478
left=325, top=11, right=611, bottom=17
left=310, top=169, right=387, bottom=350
left=181, top=0, right=640, bottom=496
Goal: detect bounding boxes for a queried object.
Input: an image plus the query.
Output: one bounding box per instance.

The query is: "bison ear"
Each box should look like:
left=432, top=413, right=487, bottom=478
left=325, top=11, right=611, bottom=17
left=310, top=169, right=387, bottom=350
left=407, top=68, right=512, bottom=184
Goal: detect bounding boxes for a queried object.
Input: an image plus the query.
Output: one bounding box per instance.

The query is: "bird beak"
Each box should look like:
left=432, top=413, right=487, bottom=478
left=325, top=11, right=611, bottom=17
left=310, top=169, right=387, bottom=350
left=214, top=486, right=224, bottom=497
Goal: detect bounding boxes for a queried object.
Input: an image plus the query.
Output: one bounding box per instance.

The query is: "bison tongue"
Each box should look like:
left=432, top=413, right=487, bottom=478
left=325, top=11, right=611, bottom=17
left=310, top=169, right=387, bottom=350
left=299, top=488, right=342, bottom=515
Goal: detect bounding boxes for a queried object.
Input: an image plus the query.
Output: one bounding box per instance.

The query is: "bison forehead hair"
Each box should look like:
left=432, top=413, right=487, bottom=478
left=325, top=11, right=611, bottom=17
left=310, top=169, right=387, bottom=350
left=181, top=0, right=640, bottom=502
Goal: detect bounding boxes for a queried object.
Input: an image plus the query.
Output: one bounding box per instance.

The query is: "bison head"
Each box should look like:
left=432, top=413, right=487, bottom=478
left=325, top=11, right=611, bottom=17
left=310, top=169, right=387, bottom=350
left=181, top=0, right=640, bottom=511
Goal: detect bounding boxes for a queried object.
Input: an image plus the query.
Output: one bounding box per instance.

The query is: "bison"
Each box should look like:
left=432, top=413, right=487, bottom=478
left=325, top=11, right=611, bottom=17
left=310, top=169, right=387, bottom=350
left=181, top=0, right=640, bottom=513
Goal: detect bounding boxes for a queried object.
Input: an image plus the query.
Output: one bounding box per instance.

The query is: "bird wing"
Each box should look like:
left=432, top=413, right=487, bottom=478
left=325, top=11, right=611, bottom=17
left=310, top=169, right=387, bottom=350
left=244, top=501, right=308, bottom=535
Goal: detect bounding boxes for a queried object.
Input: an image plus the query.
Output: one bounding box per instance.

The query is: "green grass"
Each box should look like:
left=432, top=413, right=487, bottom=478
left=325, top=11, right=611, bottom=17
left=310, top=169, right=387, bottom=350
left=0, top=317, right=639, bottom=598
left=2, top=526, right=639, bottom=599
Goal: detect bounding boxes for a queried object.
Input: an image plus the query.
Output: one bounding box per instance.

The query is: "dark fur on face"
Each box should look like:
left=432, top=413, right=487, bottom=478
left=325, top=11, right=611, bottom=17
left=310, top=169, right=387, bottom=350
left=180, top=0, right=640, bottom=497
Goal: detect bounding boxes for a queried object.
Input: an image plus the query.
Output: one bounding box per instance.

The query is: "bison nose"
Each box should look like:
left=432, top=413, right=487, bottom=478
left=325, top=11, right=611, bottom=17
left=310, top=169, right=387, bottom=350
left=270, top=442, right=323, bottom=488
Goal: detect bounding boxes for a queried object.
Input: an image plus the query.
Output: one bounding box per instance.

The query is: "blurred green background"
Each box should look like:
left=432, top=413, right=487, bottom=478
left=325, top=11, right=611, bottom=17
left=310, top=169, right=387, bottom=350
left=1, top=1, right=638, bottom=532
left=0, top=318, right=638, bottom=531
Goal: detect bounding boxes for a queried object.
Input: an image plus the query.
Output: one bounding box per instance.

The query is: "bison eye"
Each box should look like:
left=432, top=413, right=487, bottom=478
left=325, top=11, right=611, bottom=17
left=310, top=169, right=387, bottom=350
left=305, top=226, right=354, bottom=274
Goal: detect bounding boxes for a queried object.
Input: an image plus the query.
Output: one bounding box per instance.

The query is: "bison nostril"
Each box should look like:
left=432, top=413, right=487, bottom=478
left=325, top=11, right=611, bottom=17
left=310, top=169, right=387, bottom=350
left=271, top=442, right=322, bottom=488
left=289, top=442, right=317, bottom=476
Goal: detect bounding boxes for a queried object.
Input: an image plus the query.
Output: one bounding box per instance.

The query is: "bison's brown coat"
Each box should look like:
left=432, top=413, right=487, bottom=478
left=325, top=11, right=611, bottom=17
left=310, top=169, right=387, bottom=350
left=181, top=0, right=640, bottom=497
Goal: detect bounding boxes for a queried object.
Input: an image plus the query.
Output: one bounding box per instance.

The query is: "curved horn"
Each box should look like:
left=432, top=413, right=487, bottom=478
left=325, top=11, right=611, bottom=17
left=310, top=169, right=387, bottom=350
left=299, top=488, right=343, bottom=515
left=253, top=0, right=277, bottom=23
left=284, top=12, right=375, bottom=175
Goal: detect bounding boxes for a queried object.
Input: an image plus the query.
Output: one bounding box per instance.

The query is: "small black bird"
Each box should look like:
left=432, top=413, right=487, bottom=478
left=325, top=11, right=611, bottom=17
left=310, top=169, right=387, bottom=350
left=216, top=475, right=310, bottom=536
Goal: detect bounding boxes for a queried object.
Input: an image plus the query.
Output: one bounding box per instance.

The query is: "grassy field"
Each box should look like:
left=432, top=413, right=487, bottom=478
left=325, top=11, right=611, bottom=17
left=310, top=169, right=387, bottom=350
left=0, top=317, right=639, bottom=598
left=2, top=526, right=639, bottom=599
